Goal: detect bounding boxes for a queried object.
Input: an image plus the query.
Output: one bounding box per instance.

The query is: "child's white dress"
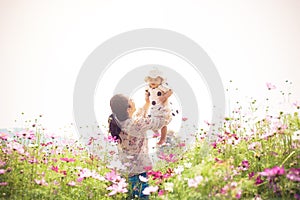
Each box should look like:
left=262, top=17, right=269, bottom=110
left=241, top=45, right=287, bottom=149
left=145, top=83, right=172, bottom=130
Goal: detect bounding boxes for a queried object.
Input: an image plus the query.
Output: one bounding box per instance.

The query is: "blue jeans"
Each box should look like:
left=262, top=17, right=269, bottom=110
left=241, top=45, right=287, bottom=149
left=128, top=172, right=149, bottom=199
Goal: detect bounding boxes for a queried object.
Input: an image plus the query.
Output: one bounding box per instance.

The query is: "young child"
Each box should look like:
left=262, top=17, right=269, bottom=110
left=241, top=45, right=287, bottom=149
left=144, top=68, right=173, bottom=145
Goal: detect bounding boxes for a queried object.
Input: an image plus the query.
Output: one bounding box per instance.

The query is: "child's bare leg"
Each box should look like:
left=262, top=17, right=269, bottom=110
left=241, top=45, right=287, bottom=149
left=157, top=126, right=167, bottom=145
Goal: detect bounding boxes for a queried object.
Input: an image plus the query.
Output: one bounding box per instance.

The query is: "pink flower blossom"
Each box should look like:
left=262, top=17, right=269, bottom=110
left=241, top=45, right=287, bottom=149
left=255, top=175, right=264, bottom=185
left=0, top=132, right=8, bottom=140
left=158, top=190, right=165, bottom=196
left=60, top=157, right=75, bottom=163
left=0, top=161, right=5, bottom=167
left=241, top=160, right=250, bottom=171
left=6, top=141, right=25, bottom=154
left=67, top=181, right=76, bottom=186
left=77, top=168, right=104, bottom=181
left=106, top=178, right=128, bottom=196
left=105, top=170, right=121, bottom=182
left=266, top=82, right=276, bottom=90
left=236, top=190, right=242, bottom=199
left=28, top=158, right=38, bottom=164
left=143, top=166, right=152, bottom=171
left=16, top=130, right=35, bottom=140
left=35, top=178, right=48, bottom=186
left=0, top=182, right=8, bottom=186
left=260, top=166, right=285, bottom=177
left=286, top=168, right=300, bottom=182
left=182, top=117, right=188, bottom=121
left=220, top=185, right=229, bottom=194
left=142, top=186, right=158, bottom=195
left=248, top=142, right=261, bottom=150
left=158, top=152, right=178, bottom=163
left=293, top=101, right=300, bottom=109
left=0, top=169, right=6, bottom=174
left=178, top=143, right=186, bottom=147
left=88, top=137, right=97, bottom=145
left=104, top=135, right=118, bottom=143
left=187, top=176, right=203, bottom=188
left=60, top=170, right=67, bottom=176
left=77, top=177, right=84, bottom=182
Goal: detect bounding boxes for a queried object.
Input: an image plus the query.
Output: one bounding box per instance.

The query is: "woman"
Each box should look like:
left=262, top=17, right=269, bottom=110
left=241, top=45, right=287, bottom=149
left=108, top=93, right=165, bottom=199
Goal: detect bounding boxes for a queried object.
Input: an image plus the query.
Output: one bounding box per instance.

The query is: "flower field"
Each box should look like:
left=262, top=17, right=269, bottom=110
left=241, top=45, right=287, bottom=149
left=0, top=83, right=300, bottom=199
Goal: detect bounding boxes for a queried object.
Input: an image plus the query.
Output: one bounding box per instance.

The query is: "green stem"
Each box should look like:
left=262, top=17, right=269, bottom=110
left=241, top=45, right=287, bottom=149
left=280, top=151, right=295, bottom=167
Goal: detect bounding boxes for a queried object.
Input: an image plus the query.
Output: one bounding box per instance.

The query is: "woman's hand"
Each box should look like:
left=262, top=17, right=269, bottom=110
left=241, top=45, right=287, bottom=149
left=142, top=91, right=150, bottom=114
left=145, top=91, right=150, bottom=103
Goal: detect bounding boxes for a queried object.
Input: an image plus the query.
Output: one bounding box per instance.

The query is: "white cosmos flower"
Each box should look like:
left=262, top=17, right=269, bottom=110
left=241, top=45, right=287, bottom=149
left=174, top=165, right=184, bottom=175
left=292, top=130, right=300, bottom=141
left=139, top=175, right=149, bottom=182
left=183, top=162, right=192, bottom=168
left=164, top=182, right=174, bottom=192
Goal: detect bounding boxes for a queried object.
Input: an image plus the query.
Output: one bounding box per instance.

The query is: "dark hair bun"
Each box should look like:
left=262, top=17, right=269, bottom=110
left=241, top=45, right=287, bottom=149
left=108, top=114, right=122, bottom=143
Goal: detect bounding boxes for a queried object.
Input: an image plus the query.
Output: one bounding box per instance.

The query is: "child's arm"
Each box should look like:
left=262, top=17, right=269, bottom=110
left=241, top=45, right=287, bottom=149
left=135, top=91, right=150, bottom=118
left=159, top=89, right=173, bottom=103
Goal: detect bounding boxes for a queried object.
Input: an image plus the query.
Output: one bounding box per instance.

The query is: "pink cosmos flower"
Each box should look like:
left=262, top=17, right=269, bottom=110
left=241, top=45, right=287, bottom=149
left=6, top=141, right=25, bottom=154
left=255, top=175, right=264, bottom=185
left=248, top=172, right=255, bottom=179
left=104, top=135, right=118, bottom=143
left=220, top=185, right=229, bottom=194
left=28, top=158, right=38, bottom=164
left=0, top=182, right=8, bottom=186
left=67, top=181, right=76, bottom=186
left=78, top=168, right=105, bottom=181
left=187, top=176, right=203, bottom=188
left=77, top=177, right=84, bottom=182
left=158, top=152, right=178, bottom=163
left=248, top=142, right=261, bottom=150
left=0, top=169, right=6, bottom=174
left=178, top=143, right=186, bottom=147
left=60, top=158, right=75, bottom=162
left=260, top=166, right=285, bottom=177
left=241, top=160, right=250, bottom=171
left=0, top=161, right=5, bottom=167
left=182, top=117, right=188, bottom=121
left=143, top=166, right=152, bottom=171
left=293, top=101, right=300, bottom=109
left=266, top=82, right=276, bottom=90
left=142, top=186, right=158, bottom=195
left=0, top=132, right=8, bottom=140
left=236, top=190, right=242, bottom=199
left=35, top=178, right=48, bottom=186
left=105, top=170, right=121, bottom=182
left=106, top=178, right=128, bottom=196
left=16, top=130, right=35, bottom=140
left=286, top=168, right=300, bottom=182
left=88, top=137, right=97, bottom=145
left=60, top=170, right=67, bottom=176
left=158, top=190, right=165, bottom=196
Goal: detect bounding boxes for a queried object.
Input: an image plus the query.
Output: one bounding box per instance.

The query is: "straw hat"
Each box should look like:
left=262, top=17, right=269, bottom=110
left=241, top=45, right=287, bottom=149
left=145, top=68, right=166, bottom=82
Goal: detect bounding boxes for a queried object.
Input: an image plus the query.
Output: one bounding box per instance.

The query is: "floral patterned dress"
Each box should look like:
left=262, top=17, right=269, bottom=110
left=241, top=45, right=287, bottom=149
left=117, top=114, right=162, bottom=177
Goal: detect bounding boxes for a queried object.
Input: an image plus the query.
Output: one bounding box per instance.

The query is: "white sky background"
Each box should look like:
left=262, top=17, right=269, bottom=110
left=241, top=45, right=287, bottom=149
left=1, top=0, right=300, bottom=136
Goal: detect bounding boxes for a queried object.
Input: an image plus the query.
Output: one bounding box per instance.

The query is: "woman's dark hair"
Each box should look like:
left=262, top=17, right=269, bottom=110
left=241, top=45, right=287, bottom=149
left=108, top=114, right=122, bottom=143
left=110, top=94, right=130, bottom=121
left=108, top=94, right=131, bottom=143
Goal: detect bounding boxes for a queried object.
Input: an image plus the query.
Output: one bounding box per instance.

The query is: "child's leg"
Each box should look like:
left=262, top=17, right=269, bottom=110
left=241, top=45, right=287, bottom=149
left=157, top=126, right=167, bottom=145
